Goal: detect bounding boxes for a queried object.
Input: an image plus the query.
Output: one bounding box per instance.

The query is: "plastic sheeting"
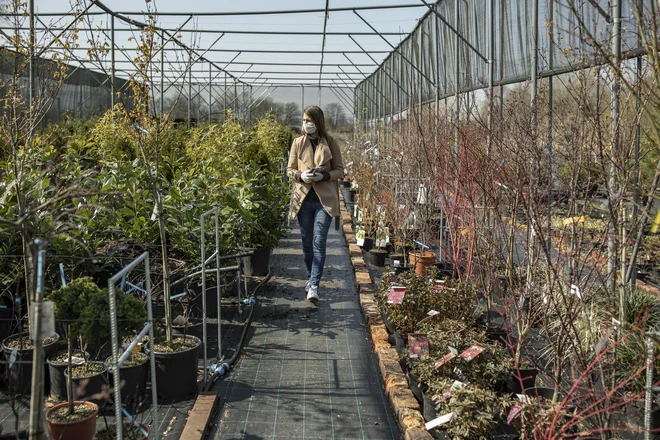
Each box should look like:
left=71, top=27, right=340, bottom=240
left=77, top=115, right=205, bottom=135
left=356, top=0, right=642, bottom=120
left=0, top=48, right=130, bottom=126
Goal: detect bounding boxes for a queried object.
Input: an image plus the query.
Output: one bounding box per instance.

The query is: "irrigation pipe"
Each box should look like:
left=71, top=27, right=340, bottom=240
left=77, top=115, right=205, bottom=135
left=205, top=268, right=272, bottom=391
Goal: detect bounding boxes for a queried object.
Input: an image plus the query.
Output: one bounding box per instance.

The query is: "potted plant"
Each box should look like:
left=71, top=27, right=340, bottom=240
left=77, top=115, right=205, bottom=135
left=45, top=277, right=104, bottom=440
left=369, top=226, right=389, bottom=267
left=408, top=246, right=436, bottom=276
left=47, top=348, right=88, bottom=403
left=427, top=381, right=512, bottom=439
left=145, top=335, right=201, bottom=402
left=1, top=331, right=59, bottom=396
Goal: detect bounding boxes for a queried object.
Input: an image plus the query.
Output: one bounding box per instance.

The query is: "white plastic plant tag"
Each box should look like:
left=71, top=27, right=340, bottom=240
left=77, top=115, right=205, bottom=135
left=448, top=346, right=458, bottom=356
left=29, top=301, right=55, bottom=340
left=9, top=347, right=17, bottom=368
left=417, top=184, right=428, bottom=204
left=516, top=394, right=531, bottom=404
left=450, top=380, right=467, bottom=391
left=570, top=284, right=582, bottom=299
left=425, top=412, right=457, bottom=430
left=393, top=260, right=400, bottom=267
left=612, top=317, right=621, bottom=329
left=150, top=201, right=158, bottom=221
left=427, top=310, right=440, bottom=317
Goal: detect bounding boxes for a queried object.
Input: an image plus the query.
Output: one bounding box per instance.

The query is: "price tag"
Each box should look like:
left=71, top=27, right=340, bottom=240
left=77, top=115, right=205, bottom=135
left=387, top=286, right=406, bottom=304
left=29, top=301, right=55, bottom=340
left=408, top=334, right=429, bottom=359
left=460, top=344, right=485, bottom=362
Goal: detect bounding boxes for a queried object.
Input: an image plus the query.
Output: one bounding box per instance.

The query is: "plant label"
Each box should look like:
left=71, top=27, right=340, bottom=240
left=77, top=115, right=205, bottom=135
left=387, top=286, right=406, bottom=304
left=427, top=310, right=440, bottom=317
left=408, top=333, right=429, bottom=359
left=507, top=405, right=523, bottom=424
left=516, top=394, right=531, bottom=404
left=424, top=412, right=457, bottom=430
left=453, top=367, right=468, bottom=382
left=417, top=184, right=428, bottom=204
left=393, top=260, right=400, bottom=267
left=8, top=347, right=17, bottom=369
left=29, top=301, right=55, bottom=340
left=449, top=346, right=458, bottom=355
left=435, top=351, right=457, bottom=368
left=460, top=344, right=485, bottom=362
left=570, top=284, right=582, bottom=299
left=450, top=380, right=467, bottom=391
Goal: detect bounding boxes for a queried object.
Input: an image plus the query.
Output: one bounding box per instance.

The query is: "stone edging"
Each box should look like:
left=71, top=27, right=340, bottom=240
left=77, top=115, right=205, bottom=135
left=339, top=195, right=433, bottom=440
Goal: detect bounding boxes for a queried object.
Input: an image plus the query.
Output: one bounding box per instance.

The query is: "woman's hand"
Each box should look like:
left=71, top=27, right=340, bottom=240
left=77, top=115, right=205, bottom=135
left=301, top=170, right=323, bottom=183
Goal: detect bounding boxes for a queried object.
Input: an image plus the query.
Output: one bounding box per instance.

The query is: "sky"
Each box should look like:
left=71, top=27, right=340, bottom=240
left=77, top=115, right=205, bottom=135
left=24, top=0, right=429, bottom=114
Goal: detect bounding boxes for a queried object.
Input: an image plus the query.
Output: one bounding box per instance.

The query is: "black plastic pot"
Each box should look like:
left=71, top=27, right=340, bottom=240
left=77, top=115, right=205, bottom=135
left=47, top=350, right=88, bottom=402
left=524, top=387, right=556, bottom=401
left=422, top=392, right=438, bottom=422
left=148, top=335, right=201, bottom=402
left=393, top=332, right=408, bottom=351
left=65, top=361, right=109, bottom=410
left=408, top=372, right=423, bottom=403
left=243, top=247, right=272, bottom=276
left=360, top=237, right=374, bottom=252
left=507, top=369, right=538, bottom=394
left=341, top=180, right=351, bottom=188
left=393, top=266, right=410, bottom=275
left=370, top=249, right=387, bottom=267
left=346, top=189, right=356, bottom=203
left=2, top=333, right=59, bottom=395
left=186, top=276, right=237, bottom=320
left=106, top=355, right=148, bottom=405
left=0, top=302, right=17, bottom=346
left=381, top=312, right=396, bottom=334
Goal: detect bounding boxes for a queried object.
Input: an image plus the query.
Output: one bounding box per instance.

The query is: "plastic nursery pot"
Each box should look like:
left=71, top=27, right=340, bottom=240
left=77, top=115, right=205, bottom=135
left=407, top=372, right=424, bottom=403
left=408, top=251, right=436, bottom=276
left=392, top=332, right=408, bottom=351
left=360, top=237, right=374, bottom=252
left=45, top=400, right=98, bottom=440
left=146, top=335, right=201, bottom=402
left=94, top=421, right=150, bottom=440
left=65, top=361, right=110, bottom=410
left=345, top=189, right=356, bottom=203
left=507, top=369, right=538, bottom=394
left=381, top=312, right=396, bottom=334
left=524, top=387, right=556, bottom=401
left=2, top=332, right=60, bottom=396
left=369, top=249, right=387, bottom=267
left=241, top=247, right=272, bottom=277
left=47, top=350, right=88, bottom=402
left=105, top=352, right=149, bottom=405
left=422, top=391, right=438, bottom=422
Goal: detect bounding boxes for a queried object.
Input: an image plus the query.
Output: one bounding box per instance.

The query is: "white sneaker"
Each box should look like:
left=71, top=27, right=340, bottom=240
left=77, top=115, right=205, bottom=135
left=305, top=281, right=311, bottom=292
left=307, top=285, right=319, bottom=303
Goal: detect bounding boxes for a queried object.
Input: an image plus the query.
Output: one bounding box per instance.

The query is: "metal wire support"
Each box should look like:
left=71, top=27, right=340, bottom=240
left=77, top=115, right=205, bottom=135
left=645, top=334, right=656, bottom=440
left=108, top=252, right=158, bottom=440
left=28, top=238, right=46, bottom=440
left=200, top=207, right=222, bottom=387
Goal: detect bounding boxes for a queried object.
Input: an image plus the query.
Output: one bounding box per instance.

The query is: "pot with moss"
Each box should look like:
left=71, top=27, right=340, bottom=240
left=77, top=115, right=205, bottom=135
left=1, top=332, right=59, bottom=395
left=105, top=351, right=148, bottom=405
left=145, top=335, right=201, bottom=402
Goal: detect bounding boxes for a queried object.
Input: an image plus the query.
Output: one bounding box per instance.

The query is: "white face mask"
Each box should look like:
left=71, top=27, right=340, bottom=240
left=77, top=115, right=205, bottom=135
left=303, top=122, right=317, bottom=135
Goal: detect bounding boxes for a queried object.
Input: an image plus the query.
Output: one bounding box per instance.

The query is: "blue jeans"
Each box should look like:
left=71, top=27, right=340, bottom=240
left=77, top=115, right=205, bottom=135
left=297, top=199, right=333, bottom=287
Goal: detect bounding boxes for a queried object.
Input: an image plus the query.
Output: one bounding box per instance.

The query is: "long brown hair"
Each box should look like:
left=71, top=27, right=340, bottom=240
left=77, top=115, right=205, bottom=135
left=303, top=105, right=331, bottom=142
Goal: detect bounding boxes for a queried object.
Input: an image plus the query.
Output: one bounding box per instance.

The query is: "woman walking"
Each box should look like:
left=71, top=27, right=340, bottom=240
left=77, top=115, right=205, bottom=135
left=286, top=106, right=344, bottom=303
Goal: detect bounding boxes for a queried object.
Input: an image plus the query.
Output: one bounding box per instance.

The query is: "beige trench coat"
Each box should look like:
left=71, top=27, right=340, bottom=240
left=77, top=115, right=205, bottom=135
left=286, top=134, right=344, bottom=219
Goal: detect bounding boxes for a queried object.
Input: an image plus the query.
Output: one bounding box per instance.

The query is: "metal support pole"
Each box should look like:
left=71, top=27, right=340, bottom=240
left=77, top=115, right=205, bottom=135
left=28, top=0, right=35, bottom=141
left=249, top=85, right=253, bottom=123
left=108, top=253, right=159, bottom=440
left=486, top=0, right=494, bottom=156
left=644, top=335, right=655, bottom=440
left=234, top=81, right=238, bottom=118
left=28, top=239, right=45, bottom=440
left=302, top=84, right=305, bottom=113
left=200, top=215, right=208, bottom=388
left=215, top=210, right=222, bottom=359
left=111, top=14, right=115, bottom=109
left=160, top=32, right=164, bottom=117
left=209, top=62, right=212, bottom=121
left=609, top=0, right=621, bottom=299
left=418, top=26, right=423, bottom=126
left=454, top=0, right=460, bottom=156
left=224, top=72, right=227, bottom=120
left=547, top=0, right=554, bottom=253
left=188, top=52, right=192, bottom=129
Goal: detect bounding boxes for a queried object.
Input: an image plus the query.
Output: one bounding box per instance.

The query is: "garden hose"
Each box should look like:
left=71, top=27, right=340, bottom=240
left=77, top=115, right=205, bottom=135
left=204, top=270, right=271, bottom=391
